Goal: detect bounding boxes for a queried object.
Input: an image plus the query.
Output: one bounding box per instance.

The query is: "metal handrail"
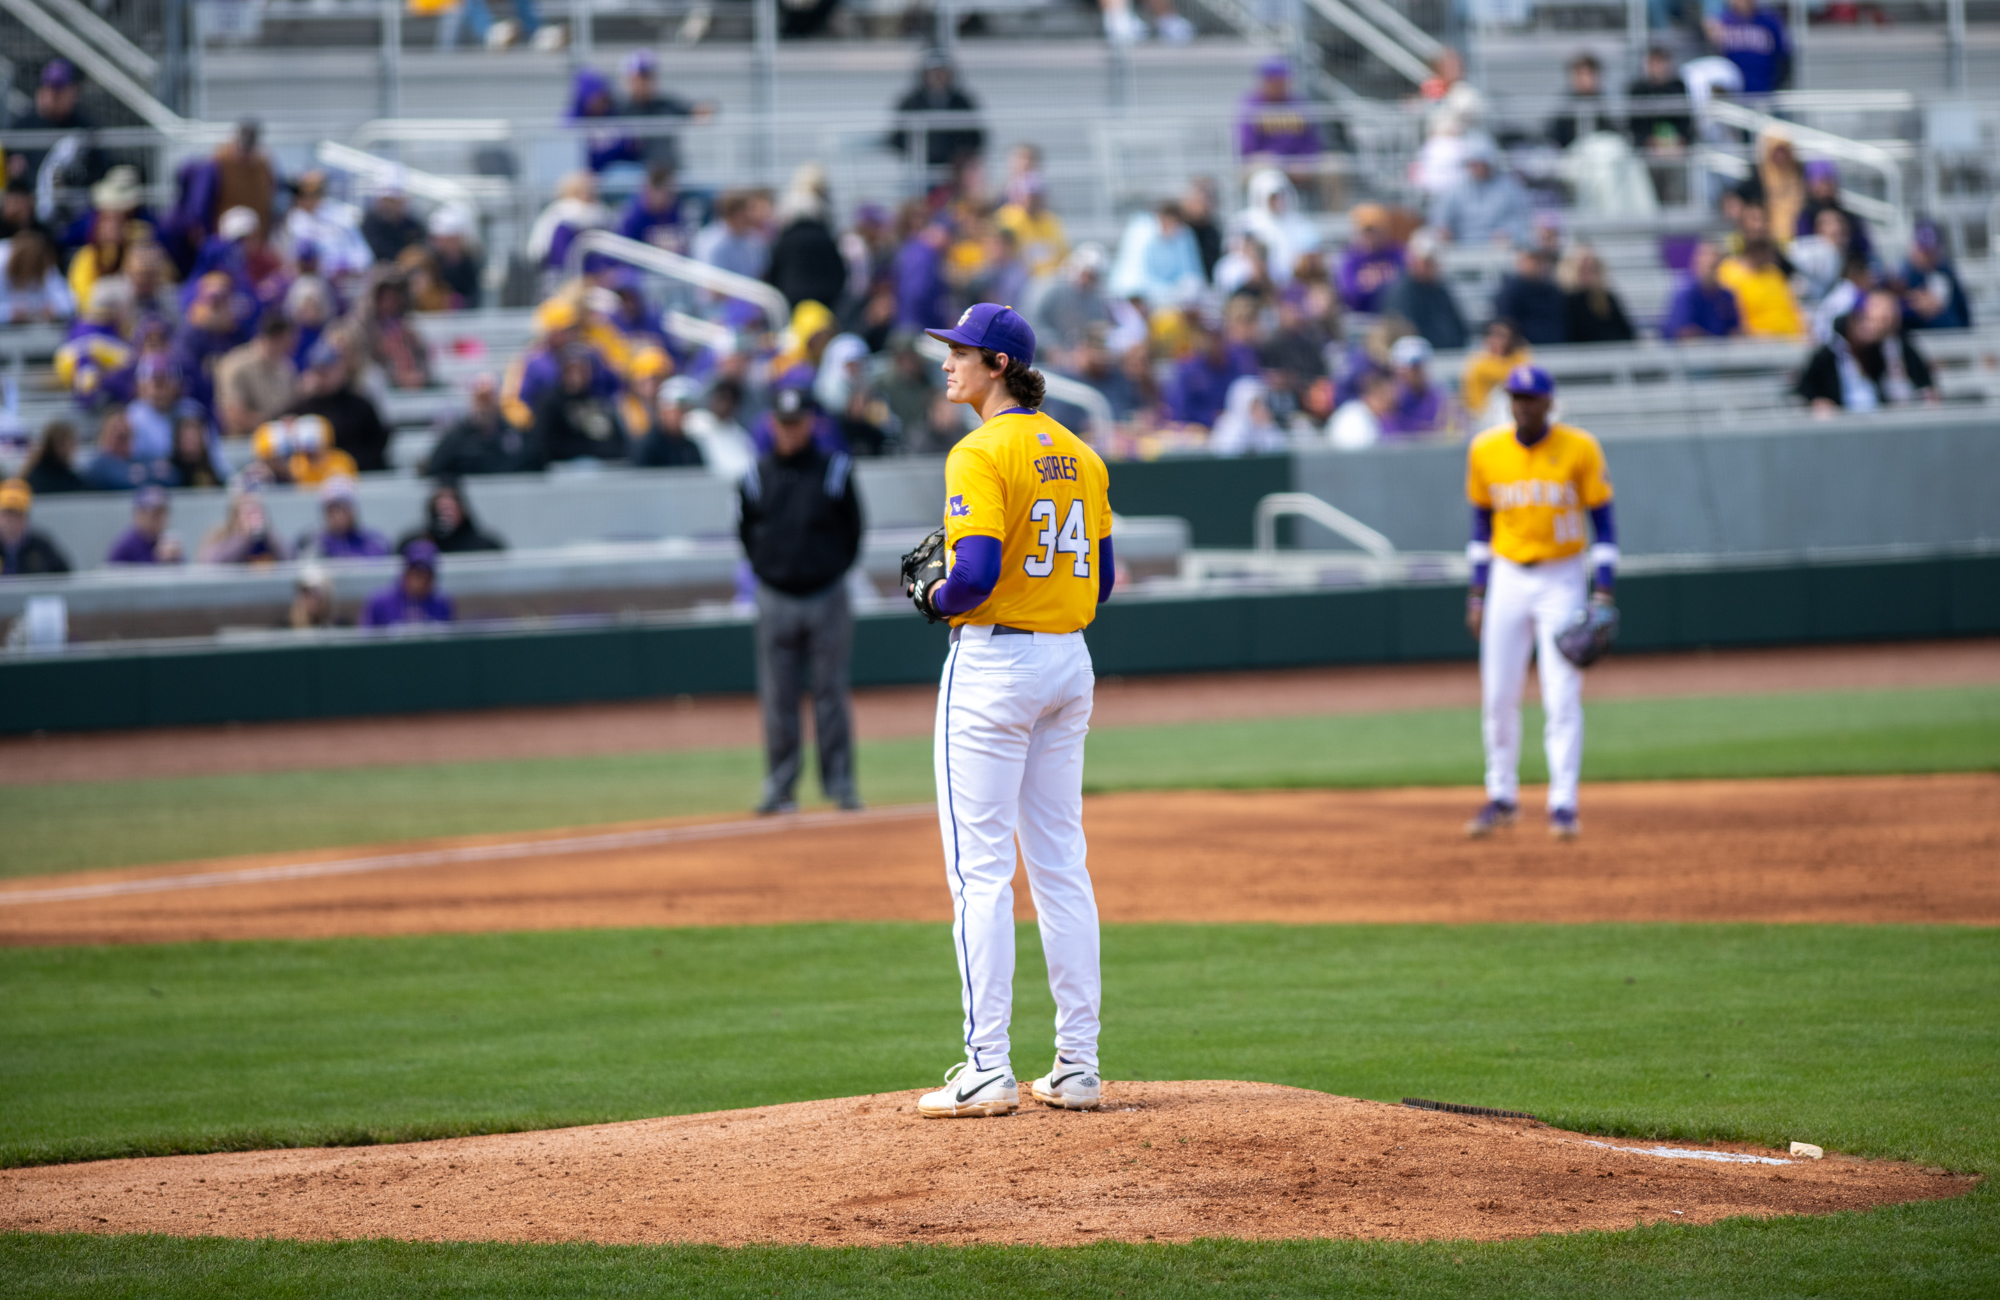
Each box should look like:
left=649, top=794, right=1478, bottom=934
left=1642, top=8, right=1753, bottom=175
left=1253, top=493, right=1396, bottom=558
left=1702, top=99, right=1906, bottom=235
left=314, top=140, right=499, bottom=210
left=35, top=0, right=158, bottom=82
left=1298, top=0, right=1433, bottom=86
left=912, top=335, right=1117, bottom=446
left=565, top=230, right=793, bottom=326
left=0, top=0, right=184, bottom=131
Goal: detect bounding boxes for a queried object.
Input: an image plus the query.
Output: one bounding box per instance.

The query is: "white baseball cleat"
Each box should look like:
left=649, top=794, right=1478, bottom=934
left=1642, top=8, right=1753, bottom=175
left=918, top=1061, right=1018, bottom=1118
left=1030, top=1056, right=1102, bottom=1110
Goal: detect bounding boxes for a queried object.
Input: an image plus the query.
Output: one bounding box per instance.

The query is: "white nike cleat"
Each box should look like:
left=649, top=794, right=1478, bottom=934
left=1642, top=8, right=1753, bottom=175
left=918, top=1061, right=1018, bottom=1118
left=1030, top=1056, right=1102, bottom=1110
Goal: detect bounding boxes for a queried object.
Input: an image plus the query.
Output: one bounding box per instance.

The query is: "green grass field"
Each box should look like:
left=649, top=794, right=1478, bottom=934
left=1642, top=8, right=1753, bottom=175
left=5, top=683, right=1996, bottom=879
left=2, top=924, right=1996, bottom=1296
left=4, top=679, right=1997, bottom=1297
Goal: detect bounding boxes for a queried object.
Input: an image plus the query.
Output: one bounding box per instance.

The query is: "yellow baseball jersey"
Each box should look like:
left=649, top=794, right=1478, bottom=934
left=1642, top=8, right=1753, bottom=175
left=943, top=408, right=1112, bottom=634
left=1465, top=422, right=1613, bottom=565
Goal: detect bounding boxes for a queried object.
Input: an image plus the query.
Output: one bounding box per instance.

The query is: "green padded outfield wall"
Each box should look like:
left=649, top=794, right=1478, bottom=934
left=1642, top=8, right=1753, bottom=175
left=3, top=552, right=1995, bottom=735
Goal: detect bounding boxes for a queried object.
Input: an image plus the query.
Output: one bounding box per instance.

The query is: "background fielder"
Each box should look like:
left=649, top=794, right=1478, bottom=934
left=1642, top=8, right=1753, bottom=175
left=904, top=304, right=1115, bottom=1119
left=1464, top=364, right=1618, bottom=841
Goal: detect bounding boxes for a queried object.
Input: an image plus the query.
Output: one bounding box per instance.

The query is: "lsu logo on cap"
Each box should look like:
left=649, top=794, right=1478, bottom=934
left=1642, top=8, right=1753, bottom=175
left=947, top=494, right=971, bottom=518
left=958, top=307, right=975, bottom=328
left=1036, top=430, right=1053, bottom=446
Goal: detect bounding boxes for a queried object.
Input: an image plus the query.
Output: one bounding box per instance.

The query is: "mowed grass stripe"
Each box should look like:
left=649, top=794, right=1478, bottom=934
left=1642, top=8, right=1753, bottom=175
left=5, top=684, right=1998, bottom=879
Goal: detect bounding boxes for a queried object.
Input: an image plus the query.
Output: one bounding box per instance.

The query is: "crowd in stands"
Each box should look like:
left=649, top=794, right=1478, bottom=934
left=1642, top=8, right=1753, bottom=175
left=0, top=9, right=1983, bottom=573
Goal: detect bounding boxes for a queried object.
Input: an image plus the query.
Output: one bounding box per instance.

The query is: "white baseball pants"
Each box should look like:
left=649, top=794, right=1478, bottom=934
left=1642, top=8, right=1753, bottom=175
left=935, top=624, right=1101, bottom=1074
left=1480, top=555, right=1587, bottom=813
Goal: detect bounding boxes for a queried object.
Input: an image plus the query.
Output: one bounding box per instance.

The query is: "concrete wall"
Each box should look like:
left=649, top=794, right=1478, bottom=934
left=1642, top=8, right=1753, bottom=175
left=1289, top=412, right=2000, bottom=558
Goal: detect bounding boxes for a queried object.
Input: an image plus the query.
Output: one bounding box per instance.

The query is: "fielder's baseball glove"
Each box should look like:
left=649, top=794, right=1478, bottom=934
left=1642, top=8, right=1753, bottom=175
left=900, top=526, right=949, bottom=623
left=1555, top=597, right=1620, bottom=668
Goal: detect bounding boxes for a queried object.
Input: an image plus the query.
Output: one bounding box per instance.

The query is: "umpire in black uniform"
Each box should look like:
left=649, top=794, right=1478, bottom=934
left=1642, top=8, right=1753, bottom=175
left=738, top=384, right=865, bottom=814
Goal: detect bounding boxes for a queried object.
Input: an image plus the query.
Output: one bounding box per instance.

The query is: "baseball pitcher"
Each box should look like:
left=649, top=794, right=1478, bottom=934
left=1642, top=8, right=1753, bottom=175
left=901, top=304, right=1114, bottom=1118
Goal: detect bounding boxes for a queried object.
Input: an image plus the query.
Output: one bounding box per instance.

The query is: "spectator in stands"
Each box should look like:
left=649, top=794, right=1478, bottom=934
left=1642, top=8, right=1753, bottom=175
left=871, top=339, right=936, bottom=448
left=619, top=51, right=714, bottom=170
left=1381, top=335, right=1445, bottom=437
left=424, top=206, right=483, bottom=310
left=1740, top=132, right=1806, bottom=252
left=348, top=269, right=434, bottom=391
left=128, top=354, right=195, bottom=461
left=527, top=172, right=611, bottom=280
left=66, top=167, right=148, bottom=307
left=569, top=67, right=643, bottom=175
left=400, top=479, right=505, bottom=556
left=299, top=477, right=393, bottom=559
left=971, top=226, right=1031, bottom=311
left=1717, top=237, right=1803, bottom=337
left=995, top=171, right=1068, bottom=281
left=0, top=479, right=69, bottom=576
left=1558, top=246, right=1635, bottom=345
left=1327, top=369, right=1398, bottom=450
left=889, top=208, right=948, bottom=333
left=1547, top=52, right=1615, bottom=151
left=1492, top=244, right=1567, bottom=347
left=620, top=166, right=696, bottom=254
left=211, top=119, right=277, bottom=236
left=287, top=335, right=393, bottom=472
left=1259, top=283, right=1333, bottom=415
left=198, top=487, right=286, bottom=564
left=1208, top=377, right=1287, bottom=456
left=1660, top=241, right=1742, bottom=340
left=54, top=279, right=139, bottom=415
left=1180, top=177, right=1224, bottom=282
left=1238, top=170, right=1320, bottom=287
left=1165, top=312, right=1257, bottom=429
left=0, top=229, right=74, bottom=323
left=1336, top=204, right=1404, bottom=314
left=1036, top=243, right=1115, bottom=365
left=0, top=179, right=56, bottom=247
left=1797, top=161, right=1871, bottom=259
left=632, top=376, right=708, bottom=468
left=286, top=564, right=338, bottom=630
left=23, top=421, right=86, bottom=495
left=1900, top=220, right=1971, bottom=332
left=83, top=410, right=173, bottom=491
left=1628, top=46, right=1692, bottom=155
left=1460, top=319, right=1530, bottom=425
left=737, top=380, right=864, bottom=814
left=1110, top=201, right=1206, bottom=308
left=890, top=51, right=985, bottom=175
left=285, top=170, right=374, bottom=282
left=9, top=60, right=99, bottom=190
left=1430, top=137, right=1531, bottom=248
left=125, top=241, right=178, bottom=333
left=1706, top=0, right=1790, bottom=96
left=1379, top=230, right=1467, bottom=351
left=691, top=188, right=773, bottom=282
left=362, top=182, right=428, bottom=265
left=1788, top=207, right=1852, bottom=311
left=534, top=344, right=628, bottom=462
left=214, top=312, right=299, bottom=439
left=752, top=380, right=844, bottom=458
left=168, top=409, right=228, bottom=489
left=1236, top=59, right=1323, bottom=187
left=283, top=276, right=335, bottom=371
left=765, top=164, right=846, bottom=312
left=105, top=485, right=184, bottom=565
left=361, top=540, right=454, bottom=627
left=1797, top=287, right=1938, bottom=415
left=247, top=414, right=347, bottom=486
left=170, top=273, right=250, bottom=414
left=427, top=374, right=546, bottom=476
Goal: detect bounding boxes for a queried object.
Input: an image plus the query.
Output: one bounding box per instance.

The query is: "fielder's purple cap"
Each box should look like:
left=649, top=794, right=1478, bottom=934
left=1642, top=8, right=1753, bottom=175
left=1503, top=363, right=1556, bottom=397
left=927, top=303, right=1035, bottom=367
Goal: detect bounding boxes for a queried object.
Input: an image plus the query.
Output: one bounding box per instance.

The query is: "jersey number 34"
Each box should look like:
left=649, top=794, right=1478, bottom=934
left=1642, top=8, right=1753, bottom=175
left=1024, top=498, right=1091, bottom=578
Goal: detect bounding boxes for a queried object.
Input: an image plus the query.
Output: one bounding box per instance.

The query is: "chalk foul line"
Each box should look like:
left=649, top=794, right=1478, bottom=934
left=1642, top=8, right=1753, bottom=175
left=0, top=804, right=937, bottom=907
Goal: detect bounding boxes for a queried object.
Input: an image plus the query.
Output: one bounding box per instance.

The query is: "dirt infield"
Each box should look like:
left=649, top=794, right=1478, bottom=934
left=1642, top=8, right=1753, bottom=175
left=1, top=1082, right=1971, bottom=1246
left=3, top=774, right=1994, bottom=945
left=4, top=639, right=1994, bottom=787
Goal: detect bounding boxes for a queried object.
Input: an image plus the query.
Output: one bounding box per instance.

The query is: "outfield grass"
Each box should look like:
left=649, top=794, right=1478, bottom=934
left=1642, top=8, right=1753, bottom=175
left=1, top=923, right=1995, bottom=1296
left=5, top=684, right=1997, bottom=879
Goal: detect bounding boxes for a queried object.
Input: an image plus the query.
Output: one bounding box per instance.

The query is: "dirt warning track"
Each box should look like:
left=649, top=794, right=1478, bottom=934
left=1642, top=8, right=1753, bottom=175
left=3, top=774, right=1994, bottom=945
left=0, top=1082, right=1972, bottom=1246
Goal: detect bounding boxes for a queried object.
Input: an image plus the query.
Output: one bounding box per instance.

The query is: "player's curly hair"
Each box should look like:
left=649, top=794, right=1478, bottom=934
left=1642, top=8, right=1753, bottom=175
left=979, top=347, right=1046, bottom=410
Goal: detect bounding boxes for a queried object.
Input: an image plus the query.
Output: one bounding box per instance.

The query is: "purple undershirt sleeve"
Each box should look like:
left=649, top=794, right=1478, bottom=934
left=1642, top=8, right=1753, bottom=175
left=932, top=533, right=1001, bottom=616
left=1098, top=536, right=1115, bottom=605
left=1589, top=503, right=1617, bottom=591
left=1469, top=507, right=1493, bottom=591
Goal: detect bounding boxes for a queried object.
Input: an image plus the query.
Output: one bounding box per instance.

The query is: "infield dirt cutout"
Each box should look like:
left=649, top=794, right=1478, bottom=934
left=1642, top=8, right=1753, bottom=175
left=1, top=1082, right=1973, bottom=1246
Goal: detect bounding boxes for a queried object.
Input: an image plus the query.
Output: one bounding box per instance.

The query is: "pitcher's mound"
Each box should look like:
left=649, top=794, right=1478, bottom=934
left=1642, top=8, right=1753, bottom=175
left=1, top=1082, right=1972, bottom=1246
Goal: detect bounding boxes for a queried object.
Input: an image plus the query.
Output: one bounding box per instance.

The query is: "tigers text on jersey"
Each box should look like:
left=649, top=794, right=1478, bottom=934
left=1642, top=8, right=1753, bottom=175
left=1465, top=422, right=1613, bottom=565
left=943, top=409, right=1112, bottom=634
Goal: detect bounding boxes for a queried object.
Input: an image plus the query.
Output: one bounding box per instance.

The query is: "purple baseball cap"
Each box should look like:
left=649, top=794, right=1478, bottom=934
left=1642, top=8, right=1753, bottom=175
left=40, top=59, right=77, bottom=89
left=926, top=303, right=1035, bottom=367
left=1503, top=364, right=1556, bottom=397
left=1258, top=56, right=1291, bottom=78
left=622, top=49, right=658, bottom=78
left=403, top=539, right=440, bottom=571
left=1805, top=159, right=1839, bottom=183
left=133, top=484, right=169, bottom=511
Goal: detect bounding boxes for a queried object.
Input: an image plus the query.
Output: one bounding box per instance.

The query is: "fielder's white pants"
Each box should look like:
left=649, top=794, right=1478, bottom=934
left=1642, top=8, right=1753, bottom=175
left=935, top=624, right=1101, bottom=1074
left=1481, top=555, right=1587, bottom=813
